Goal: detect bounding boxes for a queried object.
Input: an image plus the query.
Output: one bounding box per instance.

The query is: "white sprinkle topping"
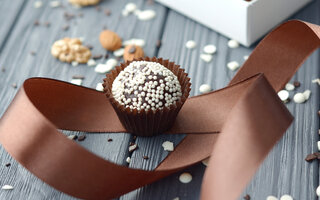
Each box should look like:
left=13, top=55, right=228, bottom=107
left=203, top=44, right=217, bottom=54
left=179, top=172, right=192, bottom=183
left=202, top=157, right=209, bottom=166
left=136, top=10, right=156, bottom=21
left=112, top=61, right=182, bottom=111
left=199, top=84, right=211, bottom=94
left=162, top=141, right=174, bottom=151
left=71, top=61, right=79, bottom=67
left=123, top=39, right=145, bottom=47
left=34, top=1, right=43, bottom=8
left=227, top=61, right=240, bottom=71
left=87, top=59, right=96, bottom=66
left=71, top=79, right=82, bottom=86
left=126, top=157, right=131, bottom=164
left=280, top=195, right=293, bottom=200
left=125, top=3, right=137, bottom=13
left=266, top=196, right=278, bottom=200
left=285, top=83, right=295, bottom=91
left=200, top=54, right=213, bottom=63
left=1, top=185, right=13, bottom=190
left=185, top=40, right=196, bottom=49
left=96, top=83, right=104, bottom=91
left=243, top=55, right=249, bottom=60
left=228, top=39, right=240, bottom=48
left=95, top=64, right=113, bottom=74
left=303, top=89, right=311, bottom=100
left=293, top=93, right=306, bottom=103
left=113, top=48, right=125, bottom=57
left=277, top=90, right=289, bottom=102
left=50, top=1, right=61, bottom=8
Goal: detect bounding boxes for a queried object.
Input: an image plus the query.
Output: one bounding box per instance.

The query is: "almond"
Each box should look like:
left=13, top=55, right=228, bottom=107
left=123, top=44, right=144, bottom=61
left=99, top=30, right=122, bottom=51
left=68, top=0, right=100, bottom=6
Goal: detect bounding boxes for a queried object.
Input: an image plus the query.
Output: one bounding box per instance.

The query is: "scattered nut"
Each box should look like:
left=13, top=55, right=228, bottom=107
left=99, top=30, right=122, bottom=51
left=68, top=0, right=100, bottom=6
left=123, top=44, right=144, bottom=61
left=51, top=38, right=91, bottom=63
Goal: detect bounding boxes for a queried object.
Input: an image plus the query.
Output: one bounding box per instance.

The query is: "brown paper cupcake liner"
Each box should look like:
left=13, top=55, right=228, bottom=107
left=103, top=57, right=191, bottom=136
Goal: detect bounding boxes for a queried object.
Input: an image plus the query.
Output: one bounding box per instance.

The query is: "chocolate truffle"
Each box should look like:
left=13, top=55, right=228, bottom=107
left=112, top=61, right=182, bottom=112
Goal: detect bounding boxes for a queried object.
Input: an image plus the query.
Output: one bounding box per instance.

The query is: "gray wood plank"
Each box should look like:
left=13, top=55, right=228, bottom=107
left=0, top=0, right=166, bottom=199
left=125, top=1, right=320, bottom=200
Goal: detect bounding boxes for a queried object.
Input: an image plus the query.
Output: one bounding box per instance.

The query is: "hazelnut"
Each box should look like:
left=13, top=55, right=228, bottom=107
left=123, top=45, right=144, bottom=61
left=99, top=30, right=122, bottom=51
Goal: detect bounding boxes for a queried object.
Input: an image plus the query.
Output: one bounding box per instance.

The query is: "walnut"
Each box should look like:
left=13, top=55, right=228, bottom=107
left=123, top=44, right=144, bottom=61
left=68, top=0, right=100, bottom=6
left=99, top=30, right=122, bottom=51
left=51, top=38, right=91, bottom=64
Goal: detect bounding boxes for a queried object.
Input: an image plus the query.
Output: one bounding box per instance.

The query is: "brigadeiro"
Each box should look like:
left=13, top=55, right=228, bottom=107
left=103, top=57, right=191, bottom=136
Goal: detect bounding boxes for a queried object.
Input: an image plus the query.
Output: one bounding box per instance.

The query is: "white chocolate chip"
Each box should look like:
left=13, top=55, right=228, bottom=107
left=125, top=3, right=137, bottom=13
left=199, top=84, right=211, bottom=94
left=266, top=196, right=278, bottom=200
left=185, top=40, right=196, bottom=49
left=123, top=39, right=145, bottom=47
left=280, top=195, right=293, bottom=200
left=162, top=141, right=174, bottom=151
left=303, top=89, right=311, bottom=100
left=106, top=58, right=118, bottom=67
left=96, top=83, right=104, bottom=91
left=200, top=54, right=212, bottom=63
left=228, top=39, right=239, bottom=48
left=71, top=79, right=82, bottom=86
left=1, top=185, right=13, bottom=190
left=203, top=44, right=217, bottom=54
left=277, top=90, right=289, bottom=102
left=202, top=157, right=209, bottom=166
left=137, top=10, right=156, bottom=21
left=293, top=93, right=306, bottom=103
left=50, top=1, right=61, bottom=7
left=71, top=61, right=79, bottom=67
left=179, top=172, right=192, bottom=183
left=34, top=1, right=43, bottom=8
left=95, top=64, right=113, bottom=74
left=285, top=83, right=295, bottom=91
left=227, top=61, right=240, bottom=71
left=113, top=48, right=125, bottom=57
left=126, top=157, right=131, bottom=164
left=87, top=59, right=96, bottom=66
left=243, top=55, right=249, bottom=60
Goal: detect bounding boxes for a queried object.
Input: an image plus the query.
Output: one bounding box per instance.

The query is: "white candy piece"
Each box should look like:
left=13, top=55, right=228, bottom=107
left=1, top=185, right=13, bottom=190
left=203, top=44, right=217, bottom=54
left=71, top=79, right=82, bottom=86
left=185, top=40, right=196, bottom=49
left=243, top=55, right=249, bottom=60
left=123, top=39, right=145, bottom=47
left=125, top=3, right=137, bottom=13
left=199, top=84, right=211, bottom=94
left=34, top=1, right=43, bottom=8
left=126, top=157, right=131, bottom=164
left=71, top=61, right=79, bottom=67
left=202, top=157, right=209, bottom=166
left=316, top=185, right=320, bottom=196
left=179, top=172, right=192, bottom=183
left=96, top=83, right=104, bottom=91
left=95, top=64, right=113, bottom=74
left=285, top=83, right=295, bottom=91
left=106, top=58, right=118, bottom=67
left=122, top=9, right=129, bottom=17
left=200, top=54, right=212, bottom=63
left=293, top=93, right=306, bottom=103
left=277, top=90, right=289, bottom=102
left=87, top=59, right=96, bottom=66
left=227, top=61, right=240, bottom=71
left=303, top=89, right=311, bottom=100
left=162, top=141, right=174, bottom=151
left=280, top=194, right=293, bottom=200
left=312, top=78, right=320, bottom=85
left=137, top=10, right=156, bottom=21
left=113, top=48, right=125, bottom=57
left=228, top=39, right=239, bottom=48
left=50, top=1, right=61, bottom=7
left=266, top=196, right=278, bottom=200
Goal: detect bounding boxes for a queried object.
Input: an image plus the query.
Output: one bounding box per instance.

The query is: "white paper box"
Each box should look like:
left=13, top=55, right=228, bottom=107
left=156, top=0, right=312, bottom=47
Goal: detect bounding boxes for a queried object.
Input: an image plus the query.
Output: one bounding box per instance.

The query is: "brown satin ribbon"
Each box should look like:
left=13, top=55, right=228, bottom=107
left=0, top=20, right=318, bottom=200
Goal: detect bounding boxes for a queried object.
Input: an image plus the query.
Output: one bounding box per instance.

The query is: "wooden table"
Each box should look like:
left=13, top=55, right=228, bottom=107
left=0, top=0, right=319, bottom=199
